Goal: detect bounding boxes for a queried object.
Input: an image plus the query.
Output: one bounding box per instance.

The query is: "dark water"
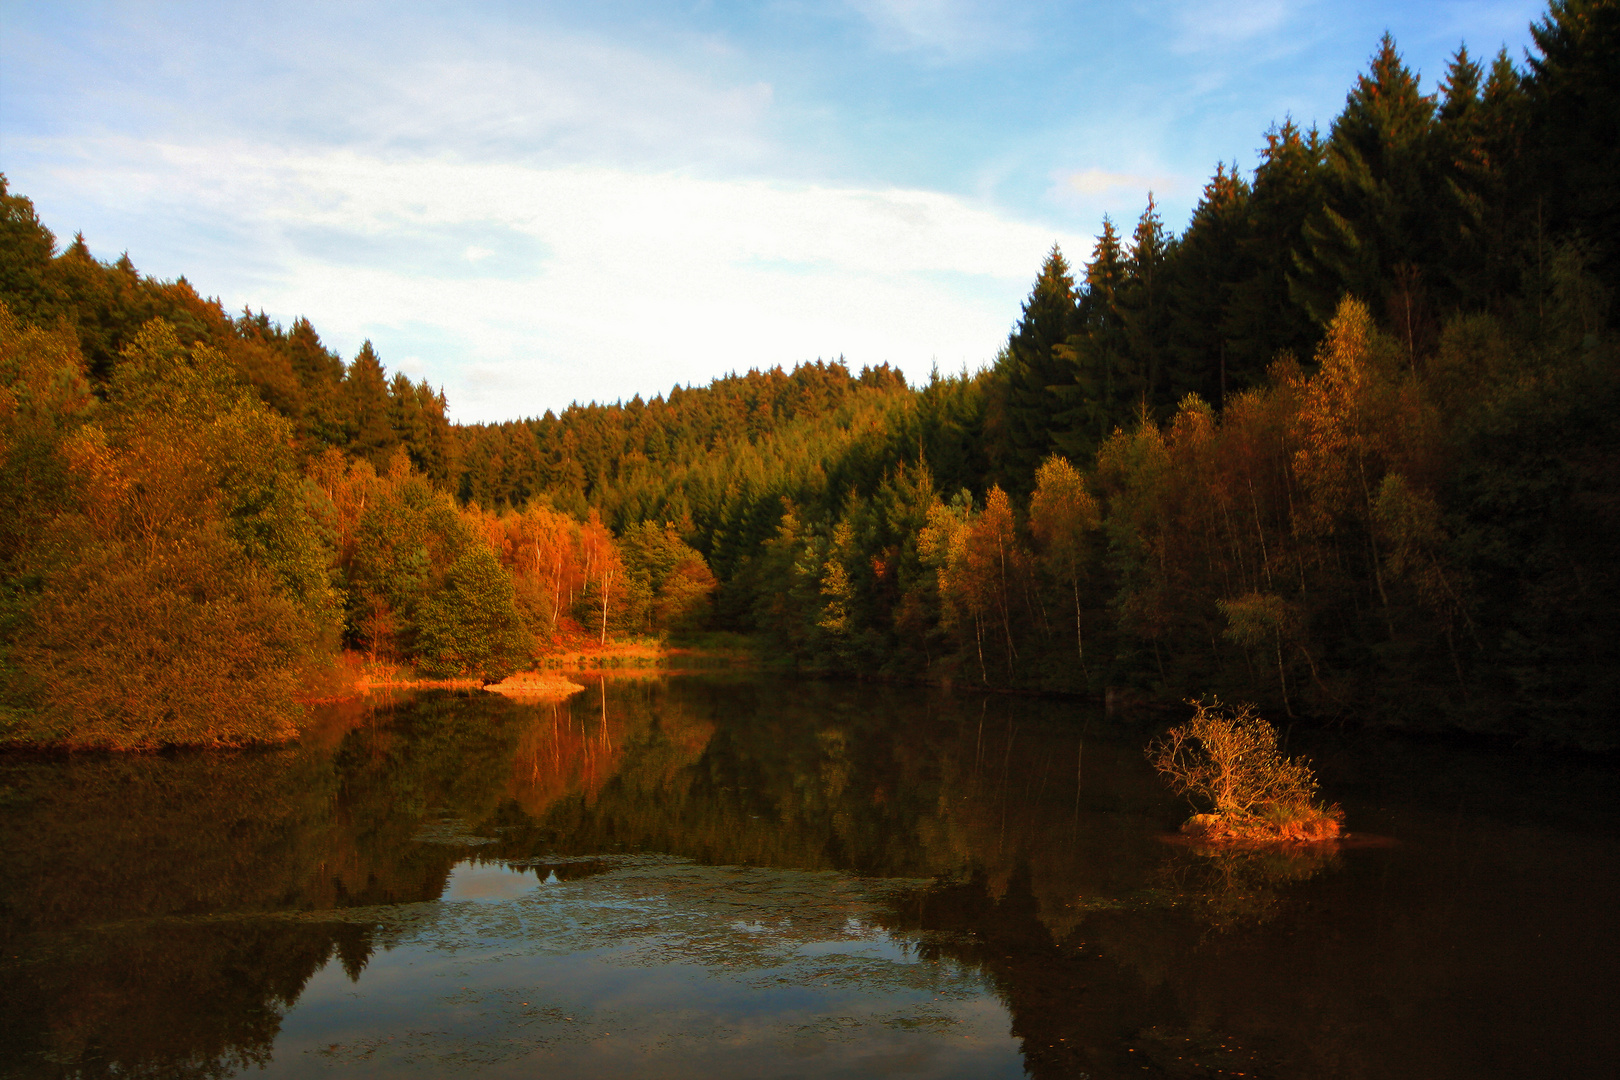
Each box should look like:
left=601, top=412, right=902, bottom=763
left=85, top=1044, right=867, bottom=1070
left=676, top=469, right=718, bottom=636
left=0, top=675, right=1614, bottom=1079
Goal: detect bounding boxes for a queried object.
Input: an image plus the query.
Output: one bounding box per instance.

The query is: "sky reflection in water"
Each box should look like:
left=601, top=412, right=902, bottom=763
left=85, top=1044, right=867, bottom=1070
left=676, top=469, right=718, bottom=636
left=269, top=856, right=1017, bottom=1078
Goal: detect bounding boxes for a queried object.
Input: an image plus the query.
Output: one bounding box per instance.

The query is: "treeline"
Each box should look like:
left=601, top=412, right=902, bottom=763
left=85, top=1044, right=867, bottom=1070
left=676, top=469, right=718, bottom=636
left=462, top=6, right=1615, bottom=748
left=455, top=359, right=909, bottom=515
left=0, top=203, right=906, bottom=747
left=989, top=20, right=1618, bottom=475
left=0, top=303, right=728, bottom=747
left=2, top=0, right=1616, bottom=749
left=0, top=190, right=460, bottom=485
left=0, top=233, right=736, bottom=746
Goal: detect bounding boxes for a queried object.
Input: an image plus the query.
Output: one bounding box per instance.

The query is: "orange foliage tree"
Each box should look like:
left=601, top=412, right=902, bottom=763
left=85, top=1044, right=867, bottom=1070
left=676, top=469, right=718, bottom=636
left=4, top=317, right=336, bottom=747
left=919, top=486, right=1032, bottom=683
left=1029, top=454, right=1100, bottom=679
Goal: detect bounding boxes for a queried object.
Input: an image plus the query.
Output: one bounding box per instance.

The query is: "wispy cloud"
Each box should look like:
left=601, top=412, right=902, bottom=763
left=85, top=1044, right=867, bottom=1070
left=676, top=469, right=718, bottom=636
left=1160, top=0, right=1309, bottom=54
left=23, top=136, right=1084, bottom=419
left=1067, top=168, right=1183, bottom=197
left=844, top=0, right=1025, bottom=59
left=6, top=5, right=778, bottom=174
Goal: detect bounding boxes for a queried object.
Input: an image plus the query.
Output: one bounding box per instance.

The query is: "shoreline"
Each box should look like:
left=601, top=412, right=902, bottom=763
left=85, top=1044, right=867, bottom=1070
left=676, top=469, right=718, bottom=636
left=303, top=638, right=757, bottom=703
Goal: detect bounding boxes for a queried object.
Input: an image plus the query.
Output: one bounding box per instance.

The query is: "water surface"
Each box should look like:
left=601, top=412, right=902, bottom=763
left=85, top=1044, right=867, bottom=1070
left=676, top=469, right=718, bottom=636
left=0, top=675, right=1613, bottom=1078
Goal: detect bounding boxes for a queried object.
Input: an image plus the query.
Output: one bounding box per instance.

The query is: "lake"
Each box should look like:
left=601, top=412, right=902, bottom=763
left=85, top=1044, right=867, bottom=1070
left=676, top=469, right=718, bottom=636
left=0, top=674, right=1614, bottom=1078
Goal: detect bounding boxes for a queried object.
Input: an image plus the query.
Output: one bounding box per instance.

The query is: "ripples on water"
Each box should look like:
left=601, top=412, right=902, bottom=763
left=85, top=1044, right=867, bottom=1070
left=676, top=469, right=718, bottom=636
left=0, top=675, right=1614, bottom=1078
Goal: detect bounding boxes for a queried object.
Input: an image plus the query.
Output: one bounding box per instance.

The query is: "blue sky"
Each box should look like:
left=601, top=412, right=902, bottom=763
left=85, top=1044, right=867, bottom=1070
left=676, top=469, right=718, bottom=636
left=1, top=0, right=1547, bottom=421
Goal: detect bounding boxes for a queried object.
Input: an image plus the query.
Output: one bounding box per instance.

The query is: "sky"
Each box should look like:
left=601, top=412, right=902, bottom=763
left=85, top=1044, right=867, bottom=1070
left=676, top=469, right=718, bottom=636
left=0, top=0, right=1548, bottom=422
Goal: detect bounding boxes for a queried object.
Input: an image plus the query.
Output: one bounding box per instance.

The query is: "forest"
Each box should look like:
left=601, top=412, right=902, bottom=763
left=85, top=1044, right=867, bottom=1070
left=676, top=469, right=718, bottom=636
left=0, top=0, right=1615, bottom=750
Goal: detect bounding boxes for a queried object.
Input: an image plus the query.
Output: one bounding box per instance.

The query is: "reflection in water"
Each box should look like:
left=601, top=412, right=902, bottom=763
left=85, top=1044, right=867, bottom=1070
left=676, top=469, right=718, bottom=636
left=265, top=856, right=1022, bottom=1079
left=1158, top=842, right=1346, bottom=932
left=0, top=675, right=1615, bottom=1078
left=441, top=861, right=544, bottom=902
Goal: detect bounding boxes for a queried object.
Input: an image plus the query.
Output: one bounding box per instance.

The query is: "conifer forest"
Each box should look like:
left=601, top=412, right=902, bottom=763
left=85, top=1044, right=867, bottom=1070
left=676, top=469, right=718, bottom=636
left=2, top=1, right=1616, bottom=752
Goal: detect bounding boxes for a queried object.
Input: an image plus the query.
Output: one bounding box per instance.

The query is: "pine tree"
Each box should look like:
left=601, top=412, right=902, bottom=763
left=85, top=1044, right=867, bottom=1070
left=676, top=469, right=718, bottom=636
left=1526, top=0, right=1620, bottom=302
left=1292, top=36, right=1440, bottom=333
left=1054, top=219, right=1130, bottom=461
left=1168, top=164, right=1253, bottom=407
left=993, top=245, right=1079, bottom=487
left=1224, top=121, right=1325, bottom=380
left=345, top=340, right=397, bottom=469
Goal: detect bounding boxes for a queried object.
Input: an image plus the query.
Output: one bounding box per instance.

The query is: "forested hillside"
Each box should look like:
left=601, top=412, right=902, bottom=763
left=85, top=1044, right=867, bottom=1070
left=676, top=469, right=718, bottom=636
left=2, top=0, right=1615, bottom=749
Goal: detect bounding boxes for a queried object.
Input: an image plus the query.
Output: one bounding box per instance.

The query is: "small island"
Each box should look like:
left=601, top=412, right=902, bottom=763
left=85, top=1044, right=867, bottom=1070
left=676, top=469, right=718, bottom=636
left=1149, top=699, right=1344, bottom=844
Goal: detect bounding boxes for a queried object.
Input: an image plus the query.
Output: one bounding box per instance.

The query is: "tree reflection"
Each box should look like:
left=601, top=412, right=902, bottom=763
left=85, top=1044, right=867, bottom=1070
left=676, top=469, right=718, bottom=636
left=0, top=677, right=1348, bottom=1078
left=5, top=922, right=374, bottom=1080
left=1159, top=840, right=1343, bottom=931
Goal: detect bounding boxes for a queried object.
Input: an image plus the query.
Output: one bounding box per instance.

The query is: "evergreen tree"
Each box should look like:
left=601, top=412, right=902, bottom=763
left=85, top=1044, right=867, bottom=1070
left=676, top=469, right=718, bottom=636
left=1055, top=219, right=1130, bottom=461
left=1293, top=36, right=1440, bottom=337
left=1433, top=46, right=1493, bottom=309
left=1224, top=121, right=1326, bottom=379
left=345, top=340, right=397, bottom=469
left=389, top=372, right=427, bottom=470
left=993, top=245, right=1079, bottom=487
left=49, top=237, right=153, bottom=381
left=230, top=310, right=305, bottom=420
left=285, top=317, right=348, bottom=450
left=1475, top=50, right=1533, bottom=302
left=1168, top=164, right=1253, bottom=407
left=0, top=177, right=60, bottom=329
left=1120, top=195, right=1175, bottom=414
left=1526, top=0, right=1620, bottom=302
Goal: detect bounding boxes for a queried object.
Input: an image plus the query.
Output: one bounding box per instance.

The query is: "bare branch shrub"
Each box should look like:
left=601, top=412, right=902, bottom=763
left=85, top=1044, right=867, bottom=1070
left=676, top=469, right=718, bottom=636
left=1148, top=699, right=1334, bottom=827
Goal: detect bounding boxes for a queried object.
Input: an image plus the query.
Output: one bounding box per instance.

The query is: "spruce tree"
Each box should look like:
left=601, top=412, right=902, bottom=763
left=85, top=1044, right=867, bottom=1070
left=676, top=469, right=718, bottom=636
left=1224, top=121, right=1324, bottom=382
left=1120, top=195, right=1175, bottom=414
left=0, top=176, right=60, bottom=329
left=1168, top=164, right=1253, bottom=407
left=1293, top=35, right=1440, bottom=332
left=1526, top=0, right=1620, bottom=302
left=1434, top=46, right=1491, bottom=307
left=48, top=235, right=156, bottom=382
left=286, top=317, right=347, bottom=449
left=1432, top=44, right=1532, bottom=314
left=1054, top=220, right=1130, bottom=461
left=1475, top=50, right=1532, bottom=303
left=994, top=245, right=1079, bottom=486
left=345, top=340, right=397, bottom=469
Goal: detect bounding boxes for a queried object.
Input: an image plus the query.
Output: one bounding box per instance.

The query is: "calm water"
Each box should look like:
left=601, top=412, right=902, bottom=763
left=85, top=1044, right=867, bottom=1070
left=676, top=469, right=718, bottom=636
left=0, top=675, right=1614, bottom=1079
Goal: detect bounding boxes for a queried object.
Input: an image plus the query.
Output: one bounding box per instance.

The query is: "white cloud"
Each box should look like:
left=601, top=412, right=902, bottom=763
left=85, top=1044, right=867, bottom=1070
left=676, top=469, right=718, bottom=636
left=25, top=137, right=1082, bottom=421
left=11, top=6, right=778, bottom=175
left=1067, top=168, right=1182, bottom=197
left=1161, top=0, right=1308, bottom=54
left=844, top=0, right=1023, bottom=59
left=1053, top=167, right=1201, bottom=235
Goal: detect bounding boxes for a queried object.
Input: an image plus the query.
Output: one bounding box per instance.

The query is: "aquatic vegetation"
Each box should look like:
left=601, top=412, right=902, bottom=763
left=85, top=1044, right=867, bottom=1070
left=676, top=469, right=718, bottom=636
left=1148, top=699, right=1343, bottom=842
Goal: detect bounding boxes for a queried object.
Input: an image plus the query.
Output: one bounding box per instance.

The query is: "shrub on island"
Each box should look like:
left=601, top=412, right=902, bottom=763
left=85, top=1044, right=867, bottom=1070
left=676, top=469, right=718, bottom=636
left=1148, top=699, right=1343, bottom=843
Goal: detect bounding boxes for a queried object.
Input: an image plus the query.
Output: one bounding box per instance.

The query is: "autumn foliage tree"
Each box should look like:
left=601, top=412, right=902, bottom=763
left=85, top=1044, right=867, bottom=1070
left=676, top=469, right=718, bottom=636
left=1029, top=455, right=1100, bottom=680
left=1148, top=699, right=1342, bottom=841
left=2, top=315, right=336, bottom=747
